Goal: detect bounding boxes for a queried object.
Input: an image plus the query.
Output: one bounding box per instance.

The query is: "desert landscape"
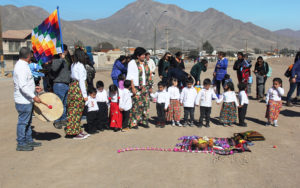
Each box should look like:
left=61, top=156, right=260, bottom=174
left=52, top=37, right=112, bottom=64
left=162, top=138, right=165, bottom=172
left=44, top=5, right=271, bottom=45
left=0, top=57, right=299, bottom=188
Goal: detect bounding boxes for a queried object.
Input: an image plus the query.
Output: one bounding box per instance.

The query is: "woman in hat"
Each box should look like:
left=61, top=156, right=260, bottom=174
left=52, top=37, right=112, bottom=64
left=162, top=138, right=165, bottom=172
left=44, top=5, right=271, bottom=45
left=126, top=47, right=153, bottom=128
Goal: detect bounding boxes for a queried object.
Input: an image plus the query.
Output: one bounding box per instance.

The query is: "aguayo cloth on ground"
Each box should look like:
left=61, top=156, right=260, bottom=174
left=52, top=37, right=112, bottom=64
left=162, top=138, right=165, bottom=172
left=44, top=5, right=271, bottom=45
left=117, top=131, right=265, bottom=155
left=31, top=8, right=63, bottom=64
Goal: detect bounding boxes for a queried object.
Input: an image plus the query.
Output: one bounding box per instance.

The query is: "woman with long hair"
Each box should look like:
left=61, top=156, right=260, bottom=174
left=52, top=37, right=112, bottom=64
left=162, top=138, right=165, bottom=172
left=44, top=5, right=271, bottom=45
left=286, top=51, right=300, bottom=106
left=158, top=52, right=171, bottom=84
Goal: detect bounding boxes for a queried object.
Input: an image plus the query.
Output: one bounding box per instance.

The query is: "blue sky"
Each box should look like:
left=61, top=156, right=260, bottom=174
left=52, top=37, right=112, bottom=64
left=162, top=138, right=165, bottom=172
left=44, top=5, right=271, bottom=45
left=2, top=0, right=299, bottom=31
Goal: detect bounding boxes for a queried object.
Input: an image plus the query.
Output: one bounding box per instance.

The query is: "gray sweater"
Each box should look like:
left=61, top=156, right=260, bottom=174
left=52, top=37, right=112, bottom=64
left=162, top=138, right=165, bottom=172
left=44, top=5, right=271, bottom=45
left=51, top=58, right=71, bottom=84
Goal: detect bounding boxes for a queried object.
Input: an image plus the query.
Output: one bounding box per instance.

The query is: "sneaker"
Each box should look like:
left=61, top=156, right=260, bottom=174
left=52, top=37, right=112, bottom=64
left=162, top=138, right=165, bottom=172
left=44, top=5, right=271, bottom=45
left=171, top=121, right=175, bottom=127
left=183, top=122, right=188, bottom=127
left=205, top=123, right=210, bottom=128
left=122, top=128, right=130, bottom=132
left=273, top=120, right=278, bottom=127
left=265, top=122, right=271, bottom=126
left=80, top=132, right=90, bottom=138
left=27, top=141, right=42, bottom=147
left=53, top=122, right=63, bottom=129
left=73, top=134, right=86, bottom=140
left=286, top=101, right=293, bottom=107
left=198, top=122, right=203, bottom=128
left=131, top=126, right=139, bottom=129
left=16, top=145, right=33, bottom=151
left=176, top=121, right=182, bottom=127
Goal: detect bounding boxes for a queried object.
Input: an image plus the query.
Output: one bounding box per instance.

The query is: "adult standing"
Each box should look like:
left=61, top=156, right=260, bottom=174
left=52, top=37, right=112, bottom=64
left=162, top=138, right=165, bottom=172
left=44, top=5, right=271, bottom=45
left=14, top=47, right=42, bottom=151
left=190, top=59, right=208, bottom=85
left=126, top=47, right=153, bottom=129
left=65, top=48, right=89, bottom=139
left=254, top=56, right=269, bottom=100
left=111, top=55, right=127, bottom=87
left=51, top=44, right=71, bottom=129
left=158, top=52, right=171, bottom=84
left=213, top=52, right=228, bottom=95
left=145, top=52, right=156, bottom=78
left=286, top=52, right=300, bottom=106
left=233, top=52, right=244, bottom=84
left=170, top=51, right=185, bottom=70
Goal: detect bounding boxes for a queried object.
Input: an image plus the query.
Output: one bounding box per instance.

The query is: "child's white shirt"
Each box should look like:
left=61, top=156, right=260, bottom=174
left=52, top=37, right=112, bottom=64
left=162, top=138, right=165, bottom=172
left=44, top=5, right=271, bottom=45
left=109, top=89, right=122, bottom=103
left=238, top=90, right=249, bottom=106
left=266, top=87, right=284, bottom=104
left=217, top=91, right=239, bottom=106
left=151, top=89, right=170, bottom=109
left=168, top=86, right=180, bottom=100
left=96, top=90, right=109, bottom=103
left=119, top=88, right=133, bottom=111
left=195, top=88, right=217, bottom=107
left=85, top=96, right=99, bottom=112
left=180, top=87, right=197, bottom=108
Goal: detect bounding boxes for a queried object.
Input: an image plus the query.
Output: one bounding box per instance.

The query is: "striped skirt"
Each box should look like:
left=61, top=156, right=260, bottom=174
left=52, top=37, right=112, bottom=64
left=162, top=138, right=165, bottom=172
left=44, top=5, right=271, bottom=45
left=266, top=100, right=282, bottom=121
left=166, top=99, right=181, bottom=121
left=219, top=102, right=237, bottom=124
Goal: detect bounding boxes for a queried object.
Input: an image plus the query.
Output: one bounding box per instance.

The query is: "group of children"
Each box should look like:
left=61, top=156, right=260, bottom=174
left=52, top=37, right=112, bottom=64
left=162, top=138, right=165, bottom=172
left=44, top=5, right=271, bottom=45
left=85, top=74, right=285, bottom=133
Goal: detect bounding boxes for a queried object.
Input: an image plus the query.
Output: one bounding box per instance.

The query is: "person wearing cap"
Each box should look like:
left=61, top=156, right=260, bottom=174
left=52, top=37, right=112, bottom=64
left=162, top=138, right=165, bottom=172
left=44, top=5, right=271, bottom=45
left=14, top=47, right=42, bottom=151
left=126, top=47, right=153, bottom=129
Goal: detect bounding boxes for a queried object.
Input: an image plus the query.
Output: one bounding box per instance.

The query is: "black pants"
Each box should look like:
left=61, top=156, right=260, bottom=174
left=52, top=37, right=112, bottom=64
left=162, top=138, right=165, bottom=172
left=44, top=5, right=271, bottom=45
left=156, top=103, right=166, bottom=123
left=97, top=102, right=109, bottom=130
left=87, top=111, right=100, bottom=133
left=215, top=79, right=225, bottom=95
left=122, top=110, right=130, bottom=129
left=199, top=106, right=211, bottom=124
left=238, top=104, right=248, bottom=125
left=184, top=107, right=195, bottom=123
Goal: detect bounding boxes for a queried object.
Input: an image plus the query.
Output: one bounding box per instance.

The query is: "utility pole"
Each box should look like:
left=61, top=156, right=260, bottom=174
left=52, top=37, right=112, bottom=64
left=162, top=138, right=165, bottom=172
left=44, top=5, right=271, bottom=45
left=0, top=6, right=4, bottom=77
left=181, top=40, right=184, bottom=52
left=165, top=26, right=169, bottom=51
left=127, top=39, right=130, bottom=56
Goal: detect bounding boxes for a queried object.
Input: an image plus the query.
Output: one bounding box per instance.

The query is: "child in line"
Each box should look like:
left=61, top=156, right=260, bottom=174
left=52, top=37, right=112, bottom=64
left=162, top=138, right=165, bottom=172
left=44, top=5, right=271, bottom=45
left=217, top=81, right=239, bottom=126
left=195, top=78, right=217, bottom=128
left=180, top=77, right=197, bottom=127
left=96, top=81, right=109, bottom=131
left=238, top=83, right=249, bottom=127
left=166, top=78, right=182, bottom=127
left=265, top=78, right=284, bottom=127
left=85, top=87, right=100, bottom=135
left=108, top=84, right=122, bottom=132
left=151, top=81, right=170, bottom=128
left=119, top=80, right=133, bottom=132
left=223, top=74, right=232, bottom=89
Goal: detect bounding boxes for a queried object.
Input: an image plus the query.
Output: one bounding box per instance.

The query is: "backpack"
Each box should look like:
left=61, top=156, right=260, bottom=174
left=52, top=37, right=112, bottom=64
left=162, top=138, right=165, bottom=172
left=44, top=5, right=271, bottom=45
left=284, top=64, right=294, bottom=78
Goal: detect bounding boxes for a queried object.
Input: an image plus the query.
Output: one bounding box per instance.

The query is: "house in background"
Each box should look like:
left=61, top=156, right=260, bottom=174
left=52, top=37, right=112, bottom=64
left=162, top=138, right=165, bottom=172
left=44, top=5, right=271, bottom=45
left=2, top=30, right=31, bottom=71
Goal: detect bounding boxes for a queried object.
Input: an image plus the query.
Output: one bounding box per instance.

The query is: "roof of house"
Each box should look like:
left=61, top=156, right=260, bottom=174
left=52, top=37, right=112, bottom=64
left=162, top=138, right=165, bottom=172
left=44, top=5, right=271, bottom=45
left=2, top=30, right=32, bottom=40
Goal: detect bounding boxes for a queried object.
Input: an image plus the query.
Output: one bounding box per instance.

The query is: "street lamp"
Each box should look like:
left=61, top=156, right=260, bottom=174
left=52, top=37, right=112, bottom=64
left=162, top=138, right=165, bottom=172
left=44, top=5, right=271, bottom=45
left=145, top=10, right=167, bottom=56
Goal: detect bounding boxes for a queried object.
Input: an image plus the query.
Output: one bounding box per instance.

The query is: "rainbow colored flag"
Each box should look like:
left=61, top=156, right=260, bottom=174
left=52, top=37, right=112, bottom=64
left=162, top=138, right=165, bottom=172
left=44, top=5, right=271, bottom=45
left=31, top=7, right=63, bottom=64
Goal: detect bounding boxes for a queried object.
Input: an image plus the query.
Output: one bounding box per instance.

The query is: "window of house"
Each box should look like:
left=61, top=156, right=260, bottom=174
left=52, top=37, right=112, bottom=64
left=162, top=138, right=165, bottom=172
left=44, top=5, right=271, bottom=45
left=8, top=42, right=21, bottom=52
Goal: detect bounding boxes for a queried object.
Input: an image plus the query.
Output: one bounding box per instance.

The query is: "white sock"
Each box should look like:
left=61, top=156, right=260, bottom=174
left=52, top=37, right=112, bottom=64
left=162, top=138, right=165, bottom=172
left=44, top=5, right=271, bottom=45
left=274, top=120, right=278, bottom=125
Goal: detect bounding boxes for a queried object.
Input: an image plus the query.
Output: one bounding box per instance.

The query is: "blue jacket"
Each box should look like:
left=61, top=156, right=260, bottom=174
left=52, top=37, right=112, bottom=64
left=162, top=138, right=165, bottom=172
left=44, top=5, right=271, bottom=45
left=291, top=60, right=300, bottom=82
left=111, top=60, right=127, bottom=80
left=29, top=63, right=44, bottom=78
left=214, top=58, right=228, bottom=80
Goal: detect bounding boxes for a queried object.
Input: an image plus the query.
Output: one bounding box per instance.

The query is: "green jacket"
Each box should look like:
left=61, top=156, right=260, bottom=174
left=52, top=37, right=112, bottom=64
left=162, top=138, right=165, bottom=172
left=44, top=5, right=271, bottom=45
left=190, top=62, right=207, bottom=81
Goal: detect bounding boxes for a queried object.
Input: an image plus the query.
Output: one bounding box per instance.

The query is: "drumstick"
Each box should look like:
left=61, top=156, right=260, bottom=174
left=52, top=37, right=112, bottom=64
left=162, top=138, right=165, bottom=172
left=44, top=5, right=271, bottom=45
left=40, top=101, right=52, bottom=109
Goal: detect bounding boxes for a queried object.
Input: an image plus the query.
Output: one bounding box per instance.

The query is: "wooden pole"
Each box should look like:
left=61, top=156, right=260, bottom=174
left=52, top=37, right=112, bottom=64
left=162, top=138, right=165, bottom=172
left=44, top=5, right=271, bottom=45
left=0, top=6, right=4, bottom=77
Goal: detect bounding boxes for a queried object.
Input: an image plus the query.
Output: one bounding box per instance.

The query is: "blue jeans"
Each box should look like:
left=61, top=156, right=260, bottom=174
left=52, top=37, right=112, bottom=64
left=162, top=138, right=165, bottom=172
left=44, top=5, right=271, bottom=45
left=287, top=82, right=300, bottom=102
left=53, top=83, right=69, bottom=122
left=15, top=103, right=33, bottom=146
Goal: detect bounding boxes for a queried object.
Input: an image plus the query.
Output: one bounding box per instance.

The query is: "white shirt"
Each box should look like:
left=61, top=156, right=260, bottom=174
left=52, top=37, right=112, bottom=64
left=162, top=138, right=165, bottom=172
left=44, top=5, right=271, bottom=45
left=109, top=89, right=122, bottom=103
left=13, top=59, right=36, bottom=104
left=180, top=87, right=197, bottom=107
left=266, top=87, right=284, bottom=104
left=168, top=86, right=180, bottom=100
left=126, top=59, right=146, bottom=87
left=96, top=90, right=109, bottom=104
left=147, top=58, right=156, bottom=74
left=151, top=90, right=170, bottom=109
left=238, top=90, right=249, bottom=106
left=217, top=91, right=239, bottom=106
left=195, top=88, right=217, bottom=107
left=71, top=62, right=87, bottom=98
left=119, top=88, right=133, bottom=111
left=85, top=96, right=99, bottom=112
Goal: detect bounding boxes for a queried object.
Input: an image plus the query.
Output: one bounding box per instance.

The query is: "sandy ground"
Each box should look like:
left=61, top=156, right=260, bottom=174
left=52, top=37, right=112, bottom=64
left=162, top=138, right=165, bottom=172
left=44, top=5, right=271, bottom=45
left=0, top=57, right=299, bottom=188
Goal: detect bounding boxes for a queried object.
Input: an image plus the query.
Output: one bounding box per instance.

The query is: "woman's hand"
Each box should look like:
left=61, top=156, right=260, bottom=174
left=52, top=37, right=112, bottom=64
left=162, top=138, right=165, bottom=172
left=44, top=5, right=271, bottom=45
left=84, top=97, right=88, bottom=102
left=291, top=78, right=296, bottom=83
left=132, top=87, right=137, bottom=95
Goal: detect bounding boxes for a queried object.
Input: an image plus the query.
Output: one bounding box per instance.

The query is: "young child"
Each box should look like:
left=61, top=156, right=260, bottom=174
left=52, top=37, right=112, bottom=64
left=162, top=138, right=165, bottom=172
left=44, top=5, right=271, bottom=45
left=166, top=78, right=182, bottom=127
left=108, top=84, right=122, bottom=132
left=151, top=81, right=170, bottom=128
left=85, top=87, right=100, bottom=134
left=265, top=78, right=284, bottom=127
left=238, top=83, right=249, bottom=127
left=180, top=77, right=197, bottom=127
left=217, top=81, right=239, bottom=126
left=119, top=80, right=133, bottom=132
left=96, top=81, right=109, bottom=131
left=118, top=74, right=125, bottom=89
left=195, top=78, right=217, bottom=128
left=223, top=74, right=233, bottom=89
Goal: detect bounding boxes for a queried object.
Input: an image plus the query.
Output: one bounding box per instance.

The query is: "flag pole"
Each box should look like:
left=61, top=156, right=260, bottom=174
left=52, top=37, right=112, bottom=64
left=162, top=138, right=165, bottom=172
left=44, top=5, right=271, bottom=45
left=57, top=6, right=64, bottom=53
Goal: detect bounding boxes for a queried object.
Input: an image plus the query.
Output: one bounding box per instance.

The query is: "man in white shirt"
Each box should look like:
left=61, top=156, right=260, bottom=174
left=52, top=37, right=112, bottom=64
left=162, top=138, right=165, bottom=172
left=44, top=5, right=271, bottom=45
left=14, top=47, right=42, bottom=151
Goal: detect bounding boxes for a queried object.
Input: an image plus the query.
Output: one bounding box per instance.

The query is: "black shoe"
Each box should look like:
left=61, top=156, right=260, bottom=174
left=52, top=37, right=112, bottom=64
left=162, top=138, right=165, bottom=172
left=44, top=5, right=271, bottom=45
left=198, top=122, right=203, bottom=128
left=27, top=141, right=42, bottom=147
left=131, top=126, right=139, bottom=129
left=140, top=123, right=150, bottom=128
left=16, top=145, right=33, bottom=151
left=53, top=122, right=63, bottom=129
left=205, top=123, right=210, bottom=128
left=65, top=135, right=76, bottom=139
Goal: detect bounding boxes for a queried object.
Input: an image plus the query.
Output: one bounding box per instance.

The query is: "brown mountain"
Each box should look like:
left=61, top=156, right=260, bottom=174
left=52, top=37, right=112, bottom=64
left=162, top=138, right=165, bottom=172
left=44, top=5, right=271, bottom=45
left=274, top=29, right=300, bottom=40
left=1, top=0, right=300, bottom=50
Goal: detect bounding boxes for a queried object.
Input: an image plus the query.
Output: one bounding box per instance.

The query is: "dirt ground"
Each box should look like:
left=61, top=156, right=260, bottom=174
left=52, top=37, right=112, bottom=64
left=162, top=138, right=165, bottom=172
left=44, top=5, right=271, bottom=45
left=0, top=57, right=299, bottom=188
